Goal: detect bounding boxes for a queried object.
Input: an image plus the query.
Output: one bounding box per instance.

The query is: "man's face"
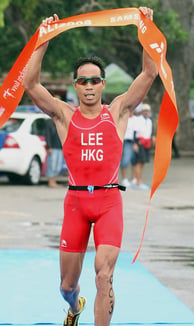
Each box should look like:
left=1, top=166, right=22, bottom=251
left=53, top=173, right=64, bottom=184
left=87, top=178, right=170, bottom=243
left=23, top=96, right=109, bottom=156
left=73, top=63, right=106, bottom=106
left=142, top=110, right=150, bottom=118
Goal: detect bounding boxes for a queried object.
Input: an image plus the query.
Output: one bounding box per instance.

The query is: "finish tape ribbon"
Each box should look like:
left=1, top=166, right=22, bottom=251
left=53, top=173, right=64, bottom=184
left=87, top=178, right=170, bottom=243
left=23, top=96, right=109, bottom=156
left=0, top=8, right=179, bottom=262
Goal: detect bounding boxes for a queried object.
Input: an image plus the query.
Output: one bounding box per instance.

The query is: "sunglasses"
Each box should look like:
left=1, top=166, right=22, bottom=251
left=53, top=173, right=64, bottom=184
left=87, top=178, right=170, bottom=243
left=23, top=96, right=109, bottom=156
left=74, top=76, right=104, bottom=85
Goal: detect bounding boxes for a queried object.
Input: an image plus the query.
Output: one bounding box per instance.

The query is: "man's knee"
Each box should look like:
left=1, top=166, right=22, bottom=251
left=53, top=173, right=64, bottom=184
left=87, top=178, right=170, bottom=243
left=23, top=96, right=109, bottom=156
left=60, top=281, right=78, bottom=301
left=60, top=286, right=73, bottom=301
left=95, top=270, right=113, bottom=293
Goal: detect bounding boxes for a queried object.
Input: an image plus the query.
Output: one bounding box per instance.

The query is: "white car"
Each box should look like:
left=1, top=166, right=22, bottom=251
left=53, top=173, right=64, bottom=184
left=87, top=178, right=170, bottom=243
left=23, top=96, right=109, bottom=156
left=0, top=108, right=50, bottom=185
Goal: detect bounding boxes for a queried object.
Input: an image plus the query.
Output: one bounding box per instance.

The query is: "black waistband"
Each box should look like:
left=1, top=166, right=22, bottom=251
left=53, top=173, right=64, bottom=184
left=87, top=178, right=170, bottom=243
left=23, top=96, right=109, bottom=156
left=125, top=139, right=133, bottom=143
left=68, top=183, right=126, bottom=193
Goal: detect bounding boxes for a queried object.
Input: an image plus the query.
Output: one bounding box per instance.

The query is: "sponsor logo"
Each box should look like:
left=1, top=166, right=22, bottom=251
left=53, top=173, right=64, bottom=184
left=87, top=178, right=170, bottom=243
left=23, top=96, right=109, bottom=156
left=138, top=18, right=147, bottom=34
left=150, top=42, right=167, bottom=79
left=61, top=239, right=67, bottom=248
left=150, top=42, right=164, bottom=54
left=110, top=12, right=148, bottom=34
left=100, top=112, right=110, bottom=120
left=110, top=13, right=140, bottom=23
left=39, top=20, right=92, bottom=37
left=3, top=88, right=16, bottom=99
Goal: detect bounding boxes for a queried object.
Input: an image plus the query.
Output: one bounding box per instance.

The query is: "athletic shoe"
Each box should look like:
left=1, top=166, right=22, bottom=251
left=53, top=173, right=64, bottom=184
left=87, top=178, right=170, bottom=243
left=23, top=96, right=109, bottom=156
left=132, top=183, right=150, bottom=190
left=138, top=183, right=150, bottom=190
left=63, top=296, right=86, bottom=326
left=121, top=178, right=131, bottom=188
left=130, top=178, right=137, bottom=185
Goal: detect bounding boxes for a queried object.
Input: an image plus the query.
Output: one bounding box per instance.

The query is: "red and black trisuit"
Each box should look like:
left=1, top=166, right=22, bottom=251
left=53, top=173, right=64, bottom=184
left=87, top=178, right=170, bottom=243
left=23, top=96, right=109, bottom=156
left=60, top=105, right=124, bottom=252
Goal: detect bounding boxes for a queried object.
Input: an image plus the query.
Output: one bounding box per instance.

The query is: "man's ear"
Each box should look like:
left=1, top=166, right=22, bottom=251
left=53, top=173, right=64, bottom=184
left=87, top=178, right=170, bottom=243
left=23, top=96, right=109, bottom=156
left=102, top=79, right=106, bottom=90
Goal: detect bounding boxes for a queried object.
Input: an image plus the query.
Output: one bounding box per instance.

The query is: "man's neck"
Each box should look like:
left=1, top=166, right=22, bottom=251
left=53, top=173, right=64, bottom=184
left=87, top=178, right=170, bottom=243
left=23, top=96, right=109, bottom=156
left=79, top=103, right=103, bottom=119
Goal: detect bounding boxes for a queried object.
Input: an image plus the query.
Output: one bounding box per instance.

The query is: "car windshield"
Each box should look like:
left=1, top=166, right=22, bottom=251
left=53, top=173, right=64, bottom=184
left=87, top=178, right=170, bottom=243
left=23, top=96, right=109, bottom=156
left=0, top=118, right=24, bottom=132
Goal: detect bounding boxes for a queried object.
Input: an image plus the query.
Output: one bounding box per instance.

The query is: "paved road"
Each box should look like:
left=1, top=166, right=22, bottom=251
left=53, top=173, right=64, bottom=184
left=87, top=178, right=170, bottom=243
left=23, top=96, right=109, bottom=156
left=0, top=155, right=194, bottom=312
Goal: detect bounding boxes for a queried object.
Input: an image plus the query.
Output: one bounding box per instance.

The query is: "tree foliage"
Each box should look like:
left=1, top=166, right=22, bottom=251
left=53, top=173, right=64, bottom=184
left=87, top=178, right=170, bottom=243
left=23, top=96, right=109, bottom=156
left=0, top=0, right=187, bottom=76
left=0, top=0, right=10, bottom=27
left=0, top=0, right=193, bottom=149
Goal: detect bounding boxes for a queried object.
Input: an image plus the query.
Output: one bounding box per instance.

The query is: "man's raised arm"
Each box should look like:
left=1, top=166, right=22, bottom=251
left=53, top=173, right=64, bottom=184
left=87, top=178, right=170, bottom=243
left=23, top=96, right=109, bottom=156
left=22, top=14, right=68, bottom=120
left=111, top=7, right=158, bottom=115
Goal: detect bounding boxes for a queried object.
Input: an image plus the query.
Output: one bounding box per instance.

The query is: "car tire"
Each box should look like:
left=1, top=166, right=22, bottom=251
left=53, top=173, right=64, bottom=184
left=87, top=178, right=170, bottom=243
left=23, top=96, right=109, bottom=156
left=8, top=173, right=23, bottom=184
left=24, top=157, right=41, bottom=185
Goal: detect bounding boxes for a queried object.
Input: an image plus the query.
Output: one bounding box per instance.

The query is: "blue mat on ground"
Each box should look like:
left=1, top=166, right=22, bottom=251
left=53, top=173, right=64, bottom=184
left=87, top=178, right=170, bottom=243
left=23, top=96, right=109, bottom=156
left=0, top=250, right=194, bottom=326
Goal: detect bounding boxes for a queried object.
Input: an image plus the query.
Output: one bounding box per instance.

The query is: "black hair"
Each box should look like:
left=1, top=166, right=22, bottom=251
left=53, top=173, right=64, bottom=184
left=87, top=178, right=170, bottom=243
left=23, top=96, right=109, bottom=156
left=73, top=56, right=105, bottom=79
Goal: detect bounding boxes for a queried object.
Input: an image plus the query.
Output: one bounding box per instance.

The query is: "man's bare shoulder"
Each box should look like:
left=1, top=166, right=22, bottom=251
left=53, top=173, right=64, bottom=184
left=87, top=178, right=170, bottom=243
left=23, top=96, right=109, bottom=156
left=108, top=94, right=128, bottom=116
left=56, top=98, right=77, bottom=113
left=52, top=98, right=76, bottom=125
